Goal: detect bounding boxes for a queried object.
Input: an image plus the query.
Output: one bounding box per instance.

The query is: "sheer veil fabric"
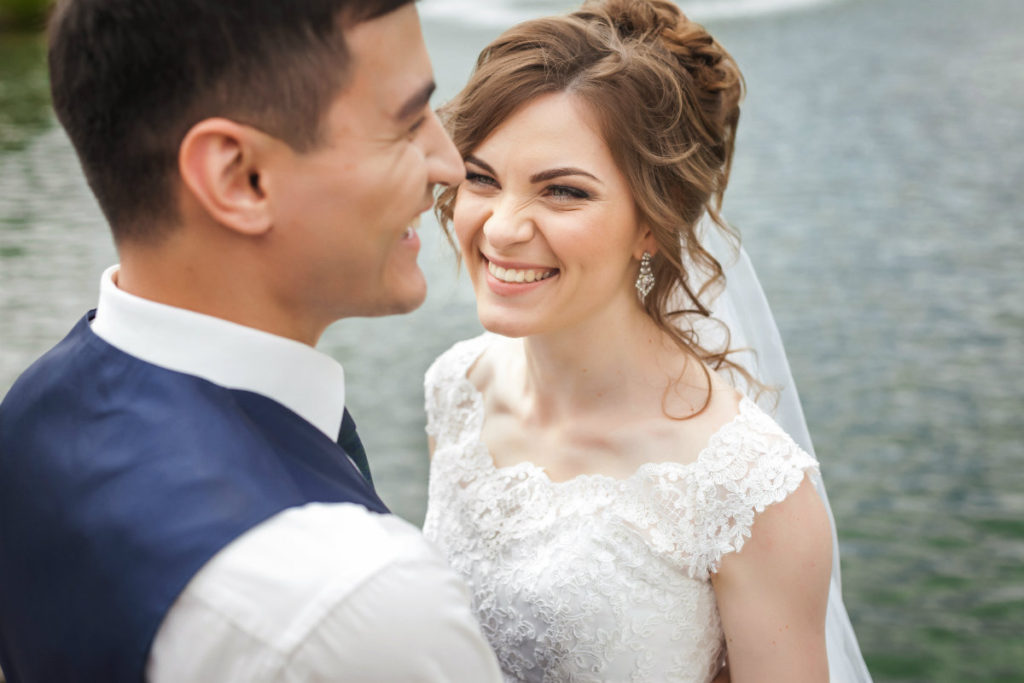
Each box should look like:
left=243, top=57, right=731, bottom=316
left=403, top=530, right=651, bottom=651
left=691, top=217, right=872, bottom=682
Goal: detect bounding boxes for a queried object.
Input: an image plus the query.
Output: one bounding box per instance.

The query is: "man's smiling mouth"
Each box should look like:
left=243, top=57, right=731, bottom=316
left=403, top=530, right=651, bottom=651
left=403, top=215, right=421, bottom=240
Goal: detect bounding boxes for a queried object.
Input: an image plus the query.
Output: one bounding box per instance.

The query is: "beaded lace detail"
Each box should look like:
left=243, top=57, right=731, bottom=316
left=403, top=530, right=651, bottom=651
left=423, top=334, right=818, bottom=683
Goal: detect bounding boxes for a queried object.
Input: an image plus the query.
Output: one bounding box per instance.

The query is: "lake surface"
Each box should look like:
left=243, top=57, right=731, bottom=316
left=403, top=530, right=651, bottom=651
left=1, top=0, right=1022, bottom=679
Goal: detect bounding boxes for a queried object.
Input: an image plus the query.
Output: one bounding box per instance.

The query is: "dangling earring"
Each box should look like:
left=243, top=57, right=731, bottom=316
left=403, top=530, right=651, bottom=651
left=635, top=251, right=655, bottom=300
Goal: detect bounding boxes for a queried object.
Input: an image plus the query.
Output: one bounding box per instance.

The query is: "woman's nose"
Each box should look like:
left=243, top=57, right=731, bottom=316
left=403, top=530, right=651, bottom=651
left=481, top=197, right=534, bottom=249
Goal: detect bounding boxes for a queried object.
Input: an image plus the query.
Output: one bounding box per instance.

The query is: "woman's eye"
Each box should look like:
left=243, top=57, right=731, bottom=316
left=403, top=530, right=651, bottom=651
left=466, top=171, right=497, bottom=187
left=548, top=185, right=590, bottom=200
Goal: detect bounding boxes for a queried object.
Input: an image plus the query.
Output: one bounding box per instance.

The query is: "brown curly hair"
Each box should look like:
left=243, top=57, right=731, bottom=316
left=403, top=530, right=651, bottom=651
left=437, top=0, right=761, bottom=413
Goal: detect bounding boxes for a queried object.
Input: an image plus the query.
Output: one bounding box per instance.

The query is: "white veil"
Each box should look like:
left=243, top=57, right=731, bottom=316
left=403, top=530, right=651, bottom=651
left=691, top=217, right=873, bottom=682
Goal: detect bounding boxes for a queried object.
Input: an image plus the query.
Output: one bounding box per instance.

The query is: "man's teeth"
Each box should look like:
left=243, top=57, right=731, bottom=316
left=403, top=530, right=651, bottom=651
left=487, top=260, right=556, bottom=283
left=404, top=216, right=422, bottom=239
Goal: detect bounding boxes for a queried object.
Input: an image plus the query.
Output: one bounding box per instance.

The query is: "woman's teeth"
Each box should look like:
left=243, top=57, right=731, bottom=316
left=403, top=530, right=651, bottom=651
left=487, top=260, right=556, bottom=283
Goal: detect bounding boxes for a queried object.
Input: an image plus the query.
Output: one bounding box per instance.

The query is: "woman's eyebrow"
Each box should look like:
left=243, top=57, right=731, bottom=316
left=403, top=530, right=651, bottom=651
left=464, top=155, right=497, bottom=175
left=529, top=167, right=600, bottom=184
left=464, top=157, right=601, bottom=185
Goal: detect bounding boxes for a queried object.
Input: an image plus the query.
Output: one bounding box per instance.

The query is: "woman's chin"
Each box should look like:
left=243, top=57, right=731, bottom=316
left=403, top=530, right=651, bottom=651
left=476, top=309, right=538, bottom=339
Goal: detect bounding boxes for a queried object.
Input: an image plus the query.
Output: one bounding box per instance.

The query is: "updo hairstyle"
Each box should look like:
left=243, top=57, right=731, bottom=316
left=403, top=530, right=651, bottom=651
left=437, top=0, right=758, bottom=409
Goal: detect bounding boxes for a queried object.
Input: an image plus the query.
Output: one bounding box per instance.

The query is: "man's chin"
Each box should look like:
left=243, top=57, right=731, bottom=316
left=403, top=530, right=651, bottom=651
left=389, top=290, right=427, bottom=316
left=368, top=281, right=427, bottom=318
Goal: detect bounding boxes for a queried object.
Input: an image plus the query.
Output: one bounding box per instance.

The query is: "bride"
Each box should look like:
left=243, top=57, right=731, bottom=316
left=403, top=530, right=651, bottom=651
left=423, top=0, right=871, bottom=680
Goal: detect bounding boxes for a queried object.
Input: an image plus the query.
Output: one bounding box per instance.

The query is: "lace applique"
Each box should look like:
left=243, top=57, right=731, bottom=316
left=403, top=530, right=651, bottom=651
left=424, top=334, right=489, bottom=444
left=423, top=334, right=818, bottom=682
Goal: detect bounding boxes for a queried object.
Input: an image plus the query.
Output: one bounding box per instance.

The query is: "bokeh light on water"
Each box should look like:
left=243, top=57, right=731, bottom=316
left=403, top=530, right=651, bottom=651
left=1, top=0, right=1022, bottom=679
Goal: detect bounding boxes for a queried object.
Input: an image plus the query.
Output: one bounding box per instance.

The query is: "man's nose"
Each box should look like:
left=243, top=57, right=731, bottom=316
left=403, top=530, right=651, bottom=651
left=424, top=110, right=463, bottom=188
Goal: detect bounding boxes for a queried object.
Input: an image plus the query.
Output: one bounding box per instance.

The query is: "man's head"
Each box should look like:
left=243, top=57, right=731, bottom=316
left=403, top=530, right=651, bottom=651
left=49, top=0, right=462, bottom=339
left=49, top=0, right=404, bottom=241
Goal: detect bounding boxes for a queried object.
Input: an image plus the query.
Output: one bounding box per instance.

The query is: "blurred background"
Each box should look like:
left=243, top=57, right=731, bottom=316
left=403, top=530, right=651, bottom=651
left=1, top=0, right=1022, bottom=680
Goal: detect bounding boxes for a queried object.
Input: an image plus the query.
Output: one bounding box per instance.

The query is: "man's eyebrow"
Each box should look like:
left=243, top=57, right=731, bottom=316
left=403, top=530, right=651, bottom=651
left=395, top=81, right=437, bottom=121
left=529, top=167, right=600, bottom=184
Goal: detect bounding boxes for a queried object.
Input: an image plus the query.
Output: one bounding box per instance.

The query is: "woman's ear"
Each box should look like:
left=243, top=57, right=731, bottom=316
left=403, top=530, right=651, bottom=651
left=178, top=118, right=274, bottom=236
left=632, top=223, right=658, bottom=260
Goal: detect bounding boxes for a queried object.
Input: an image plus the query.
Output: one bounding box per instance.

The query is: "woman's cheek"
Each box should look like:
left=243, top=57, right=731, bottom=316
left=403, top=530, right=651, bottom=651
left=454, top=198, right=485, bottom=249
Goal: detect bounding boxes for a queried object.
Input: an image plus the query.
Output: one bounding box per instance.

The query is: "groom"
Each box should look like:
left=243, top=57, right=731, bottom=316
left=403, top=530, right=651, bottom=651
left=0, top=1, right=501, bottom=681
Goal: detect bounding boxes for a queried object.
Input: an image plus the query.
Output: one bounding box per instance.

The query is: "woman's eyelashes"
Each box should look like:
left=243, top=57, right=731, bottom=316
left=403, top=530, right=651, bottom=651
left=464, top=172, right=592, bottom=202
left=546, top=184, right=590, bottom=200
left=465, top=170, right=497, bottom=187
left=462, top=163, right=593, bottom=204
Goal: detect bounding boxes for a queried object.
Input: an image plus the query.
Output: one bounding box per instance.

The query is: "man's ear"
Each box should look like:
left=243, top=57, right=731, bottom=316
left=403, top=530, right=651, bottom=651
left=178, top=118, right=274, bottom=236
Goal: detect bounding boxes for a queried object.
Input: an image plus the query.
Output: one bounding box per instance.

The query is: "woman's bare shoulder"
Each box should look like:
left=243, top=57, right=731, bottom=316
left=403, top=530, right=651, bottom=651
left=465, top=334, right=520, bottom=395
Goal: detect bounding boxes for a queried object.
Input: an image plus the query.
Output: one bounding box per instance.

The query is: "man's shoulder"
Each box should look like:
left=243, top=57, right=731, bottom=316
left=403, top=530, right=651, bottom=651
left=1, top=314, right=94, bottom=416
left=0, top=315, right=276, bottom=469
left=5, top=322, right=215, bottom=427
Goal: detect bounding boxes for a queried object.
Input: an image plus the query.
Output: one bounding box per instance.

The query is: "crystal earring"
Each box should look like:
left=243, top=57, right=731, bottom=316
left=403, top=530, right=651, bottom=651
left=635, top=251, right=655, bottom=300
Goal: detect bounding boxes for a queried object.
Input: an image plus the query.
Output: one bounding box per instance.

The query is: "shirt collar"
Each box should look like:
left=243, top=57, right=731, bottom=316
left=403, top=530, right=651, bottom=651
left=90, top=264, right=346, bottom=440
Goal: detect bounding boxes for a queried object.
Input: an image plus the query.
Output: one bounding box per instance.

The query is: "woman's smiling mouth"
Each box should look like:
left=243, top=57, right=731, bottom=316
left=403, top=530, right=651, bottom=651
left=486, top=259, right=558, bottom=284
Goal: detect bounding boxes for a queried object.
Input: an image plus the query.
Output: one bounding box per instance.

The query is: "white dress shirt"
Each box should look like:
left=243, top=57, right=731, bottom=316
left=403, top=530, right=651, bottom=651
left=90, top=266, right=501, bottom=682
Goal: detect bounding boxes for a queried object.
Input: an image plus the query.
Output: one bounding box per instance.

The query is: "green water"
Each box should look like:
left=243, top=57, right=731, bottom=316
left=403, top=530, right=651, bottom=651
left=0, top=34, right=48, bottom=152
left=0, top=0, right=50, bottom=32
left=2, top=0, right=1023, bottom=680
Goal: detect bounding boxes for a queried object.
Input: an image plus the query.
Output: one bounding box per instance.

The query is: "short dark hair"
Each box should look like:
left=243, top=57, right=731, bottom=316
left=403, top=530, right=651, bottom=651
left=48, top=0, right=412, bottom=243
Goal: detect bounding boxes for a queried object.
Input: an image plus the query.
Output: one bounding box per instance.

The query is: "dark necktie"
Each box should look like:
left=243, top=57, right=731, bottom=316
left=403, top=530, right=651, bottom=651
left=338, top=408, right=374, bottom=487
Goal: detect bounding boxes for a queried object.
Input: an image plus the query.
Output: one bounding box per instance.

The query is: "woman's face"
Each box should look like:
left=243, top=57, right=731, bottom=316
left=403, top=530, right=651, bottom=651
left=453, top=92, right=649, bottom=338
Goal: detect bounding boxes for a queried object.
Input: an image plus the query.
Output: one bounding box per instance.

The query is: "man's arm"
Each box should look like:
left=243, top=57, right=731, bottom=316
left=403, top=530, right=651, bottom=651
left=147, top=503, right=502, bottom=682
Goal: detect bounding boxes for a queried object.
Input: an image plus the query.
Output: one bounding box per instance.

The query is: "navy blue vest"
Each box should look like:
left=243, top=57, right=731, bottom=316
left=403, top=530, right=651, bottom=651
left=0, top=313, right=389, bottom=682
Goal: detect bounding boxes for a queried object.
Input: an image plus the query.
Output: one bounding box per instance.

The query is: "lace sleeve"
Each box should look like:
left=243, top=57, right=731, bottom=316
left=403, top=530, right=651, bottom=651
left=645, top=400, right=820, bottom=581
left=696, top=404, right=819, bottom=578
left=423, top=352, right=448, bottom=441
left=424, top=334, right=492, bottom=441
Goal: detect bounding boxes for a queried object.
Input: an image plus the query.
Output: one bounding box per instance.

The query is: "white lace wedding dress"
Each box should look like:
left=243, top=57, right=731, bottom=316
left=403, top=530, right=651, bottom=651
left=422, top=333, right=820, bottom=683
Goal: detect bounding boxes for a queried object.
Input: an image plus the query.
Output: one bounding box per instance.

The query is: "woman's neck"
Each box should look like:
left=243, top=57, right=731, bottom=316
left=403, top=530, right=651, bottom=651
left=517, top=301, right=689, bottom=425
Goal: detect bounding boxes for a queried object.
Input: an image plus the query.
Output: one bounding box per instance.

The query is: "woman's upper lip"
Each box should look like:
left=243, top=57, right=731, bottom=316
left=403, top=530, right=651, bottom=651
left=482, top=253, right=558, bottom=271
